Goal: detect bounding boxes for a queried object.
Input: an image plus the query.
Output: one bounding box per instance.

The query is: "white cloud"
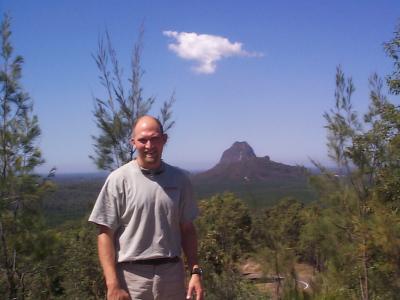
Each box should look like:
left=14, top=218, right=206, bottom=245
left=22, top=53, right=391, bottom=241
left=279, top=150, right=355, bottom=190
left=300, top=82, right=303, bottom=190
left=163, top=31, right=263, bottom=74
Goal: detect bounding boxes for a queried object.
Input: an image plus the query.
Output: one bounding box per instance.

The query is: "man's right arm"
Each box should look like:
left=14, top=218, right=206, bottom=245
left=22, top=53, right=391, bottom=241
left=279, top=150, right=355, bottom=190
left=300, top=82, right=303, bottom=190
left=97, top=225, right=130, bottom=300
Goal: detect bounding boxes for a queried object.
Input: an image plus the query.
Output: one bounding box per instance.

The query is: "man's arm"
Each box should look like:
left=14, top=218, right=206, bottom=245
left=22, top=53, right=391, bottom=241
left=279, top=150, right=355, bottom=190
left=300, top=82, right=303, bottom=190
left=180, top=221, right=204, bottom=300
left=97, top=225, right=130, bottom=300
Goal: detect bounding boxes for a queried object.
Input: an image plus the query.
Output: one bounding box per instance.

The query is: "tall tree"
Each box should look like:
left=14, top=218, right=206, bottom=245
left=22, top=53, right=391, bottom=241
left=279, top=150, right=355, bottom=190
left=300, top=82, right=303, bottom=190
left=313, top=67, right=372, bottom=299
left=309, top=65, right=400, bottom=299
left=91, top=26, right=175, bottom=171
left=0, top=14, right=55, bottom=299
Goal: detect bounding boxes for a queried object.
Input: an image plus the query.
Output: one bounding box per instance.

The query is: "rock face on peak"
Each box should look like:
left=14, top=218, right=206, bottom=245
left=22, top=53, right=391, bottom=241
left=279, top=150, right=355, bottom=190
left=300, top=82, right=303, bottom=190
left=219, top=141, right=256, bottom=164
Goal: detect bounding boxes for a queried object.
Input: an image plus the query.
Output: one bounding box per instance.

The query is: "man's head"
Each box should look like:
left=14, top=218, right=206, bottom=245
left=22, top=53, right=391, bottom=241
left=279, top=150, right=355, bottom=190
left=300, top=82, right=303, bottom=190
left=131, top=115, right=167, bottom=169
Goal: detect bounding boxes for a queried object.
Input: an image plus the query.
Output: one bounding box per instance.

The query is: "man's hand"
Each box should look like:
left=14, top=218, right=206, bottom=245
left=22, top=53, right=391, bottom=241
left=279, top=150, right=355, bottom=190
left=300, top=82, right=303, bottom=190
left=186, top=274, right=204, bottom=300
left=107, top=285, right=131, bottom=300
left=181, top=221, right=203, bottom=299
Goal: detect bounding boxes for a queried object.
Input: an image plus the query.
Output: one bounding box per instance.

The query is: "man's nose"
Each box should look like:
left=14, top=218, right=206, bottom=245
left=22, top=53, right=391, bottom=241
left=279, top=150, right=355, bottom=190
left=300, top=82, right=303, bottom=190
left=144, top=139, right=153, bottom=148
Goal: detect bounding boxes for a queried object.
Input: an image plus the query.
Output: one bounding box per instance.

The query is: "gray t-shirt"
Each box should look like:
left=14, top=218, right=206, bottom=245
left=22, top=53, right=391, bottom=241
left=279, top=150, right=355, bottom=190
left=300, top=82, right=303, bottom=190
left=88, top=160, right=198, bottom=262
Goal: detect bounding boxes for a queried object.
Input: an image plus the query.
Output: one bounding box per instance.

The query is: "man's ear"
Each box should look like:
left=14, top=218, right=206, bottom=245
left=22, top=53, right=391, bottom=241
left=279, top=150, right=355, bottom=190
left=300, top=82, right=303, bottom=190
left=130, top=137, right=135, bottom=147
left=163, top=134, right=168, bottom=144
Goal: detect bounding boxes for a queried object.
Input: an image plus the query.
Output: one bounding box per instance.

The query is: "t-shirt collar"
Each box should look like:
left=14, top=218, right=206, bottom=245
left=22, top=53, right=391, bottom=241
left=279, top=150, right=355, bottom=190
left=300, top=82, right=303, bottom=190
left=135, top=160, right=165, bottom=177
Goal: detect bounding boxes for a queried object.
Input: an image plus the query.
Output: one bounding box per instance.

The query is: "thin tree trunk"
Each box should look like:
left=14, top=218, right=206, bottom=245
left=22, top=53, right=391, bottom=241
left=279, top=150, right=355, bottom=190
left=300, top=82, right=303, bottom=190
left=274, top=249, right=281, bottom=300
left=359, top=275, right=365, bottom=300
left=362, top=236, right=369, bottom=300
left=0, top=219, right=17, bottom=299
left=19, top=271, right=26, bottom=300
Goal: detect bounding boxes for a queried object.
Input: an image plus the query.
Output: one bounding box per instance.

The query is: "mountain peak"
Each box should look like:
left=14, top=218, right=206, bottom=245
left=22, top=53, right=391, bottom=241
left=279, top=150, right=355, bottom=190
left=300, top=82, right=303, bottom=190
left=219, top=141, right=256, bottom=164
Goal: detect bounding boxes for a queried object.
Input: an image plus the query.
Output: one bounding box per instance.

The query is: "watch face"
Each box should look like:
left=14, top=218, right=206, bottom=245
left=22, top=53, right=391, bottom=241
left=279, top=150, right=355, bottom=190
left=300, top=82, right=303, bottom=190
left=192, top=267, right=203, bottom=276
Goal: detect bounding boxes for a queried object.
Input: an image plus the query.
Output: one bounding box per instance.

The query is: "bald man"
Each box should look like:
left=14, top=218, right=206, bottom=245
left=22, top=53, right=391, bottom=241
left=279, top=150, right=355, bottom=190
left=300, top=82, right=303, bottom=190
left=89, top=116, right=203, bottom=300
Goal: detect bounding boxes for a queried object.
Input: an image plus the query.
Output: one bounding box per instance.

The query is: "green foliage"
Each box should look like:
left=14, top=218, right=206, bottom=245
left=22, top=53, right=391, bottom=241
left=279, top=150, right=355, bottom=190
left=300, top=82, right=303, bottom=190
left=194, top=178, right=316, bottom=210
left=196, top=193, right=266, bottom=298
left=197, top=193, right=252, bottom=270
left=308, top=62, right=400, bottom=299
left=0, top=13, right=58, bottom=299
left=91, top=26, right=175, bottom=171
left=203, top=269, right=266, bottom=300
left=42, top=178, right=102, bottom=226
left=58, top=219, right=105, bottom=299
left=384, top=21, right=400, bottom=94
left=251, top=197, right=307, bottom=299
left=367, top=201, right=400, bottom=298
left=298, top=203, right=333, bottom=272
left=263, top=197, right=304, bottom=250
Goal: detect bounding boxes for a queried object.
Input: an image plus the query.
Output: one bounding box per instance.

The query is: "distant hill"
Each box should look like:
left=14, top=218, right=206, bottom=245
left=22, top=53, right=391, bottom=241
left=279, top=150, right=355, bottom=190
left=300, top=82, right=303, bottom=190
left=192, top=141, right=316, bottom=208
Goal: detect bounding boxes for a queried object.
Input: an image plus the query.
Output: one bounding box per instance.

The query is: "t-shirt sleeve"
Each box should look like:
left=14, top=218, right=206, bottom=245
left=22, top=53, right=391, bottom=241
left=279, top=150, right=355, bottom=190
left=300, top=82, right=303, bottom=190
left=88, top=175, right=121, bottom=231
left=180, top=175, right=199, bottom=223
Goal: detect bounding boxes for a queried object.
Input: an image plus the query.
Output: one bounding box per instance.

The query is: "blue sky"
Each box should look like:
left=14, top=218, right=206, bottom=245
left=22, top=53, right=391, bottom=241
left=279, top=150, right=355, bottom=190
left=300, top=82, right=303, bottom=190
left=1, top=1, right=400, bottom=173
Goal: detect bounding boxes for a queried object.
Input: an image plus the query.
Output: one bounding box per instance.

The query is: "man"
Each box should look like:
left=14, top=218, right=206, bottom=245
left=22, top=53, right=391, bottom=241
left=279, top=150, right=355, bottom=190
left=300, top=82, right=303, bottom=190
left=89, top=115, right=203, bottom=300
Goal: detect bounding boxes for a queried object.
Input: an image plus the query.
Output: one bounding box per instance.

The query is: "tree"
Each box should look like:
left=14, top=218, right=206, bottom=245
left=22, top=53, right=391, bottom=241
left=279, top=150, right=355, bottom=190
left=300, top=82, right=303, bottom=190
left=91, top=26, right=175, bottom=171
left=252, top=197, right=306, bottom=299
left=298, top=202, right=333, bottom=273
left=0, top=13, right=56, bottom=299
left=196, top=193, right=263, bottom=299
left=196, top=192, right=252, bottom=272
left=309, top=65, right=400, bottom=299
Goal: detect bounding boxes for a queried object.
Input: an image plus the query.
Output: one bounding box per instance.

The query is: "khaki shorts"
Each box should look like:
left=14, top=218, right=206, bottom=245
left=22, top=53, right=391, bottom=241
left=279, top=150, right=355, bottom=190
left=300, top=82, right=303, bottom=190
left=117, top=260, right=186, bottom=300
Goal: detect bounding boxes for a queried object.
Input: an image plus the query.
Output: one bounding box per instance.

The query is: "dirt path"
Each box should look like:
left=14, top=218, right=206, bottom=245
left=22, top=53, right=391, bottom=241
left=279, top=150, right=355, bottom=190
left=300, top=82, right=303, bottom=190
left=240, top=259, right=315, bottom=297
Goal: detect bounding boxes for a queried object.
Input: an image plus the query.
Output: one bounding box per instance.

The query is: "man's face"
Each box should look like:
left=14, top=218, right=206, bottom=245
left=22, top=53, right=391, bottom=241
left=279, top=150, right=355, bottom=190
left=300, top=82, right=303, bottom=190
left=131, top=118, right=167, bottom=169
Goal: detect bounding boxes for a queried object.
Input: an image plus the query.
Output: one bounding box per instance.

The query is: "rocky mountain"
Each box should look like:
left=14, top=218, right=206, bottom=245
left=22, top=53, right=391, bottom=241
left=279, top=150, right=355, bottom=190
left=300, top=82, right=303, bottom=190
left=194, top=141, right=307, bottom=184
left=192, top=141, right=314, bottom=206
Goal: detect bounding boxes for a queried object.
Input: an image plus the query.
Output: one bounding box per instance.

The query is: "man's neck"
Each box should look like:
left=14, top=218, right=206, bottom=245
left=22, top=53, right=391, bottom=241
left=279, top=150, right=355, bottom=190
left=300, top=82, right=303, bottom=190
left=135, top=158, right=162, bottom=171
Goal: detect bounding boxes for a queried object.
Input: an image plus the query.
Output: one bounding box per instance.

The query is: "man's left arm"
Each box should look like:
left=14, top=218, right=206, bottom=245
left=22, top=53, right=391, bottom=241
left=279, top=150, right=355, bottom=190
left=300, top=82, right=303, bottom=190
left=180, top=221, right=204, bottom=300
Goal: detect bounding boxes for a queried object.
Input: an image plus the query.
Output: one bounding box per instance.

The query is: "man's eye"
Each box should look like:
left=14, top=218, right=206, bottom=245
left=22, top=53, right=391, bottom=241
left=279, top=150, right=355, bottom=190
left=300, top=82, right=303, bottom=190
left=137, top=137, right=161, bottom=144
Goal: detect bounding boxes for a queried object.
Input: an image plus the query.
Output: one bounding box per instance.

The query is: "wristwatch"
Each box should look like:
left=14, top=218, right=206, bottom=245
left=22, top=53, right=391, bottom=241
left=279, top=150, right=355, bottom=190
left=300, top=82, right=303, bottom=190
left=191, top=267, right=203, bottom=277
